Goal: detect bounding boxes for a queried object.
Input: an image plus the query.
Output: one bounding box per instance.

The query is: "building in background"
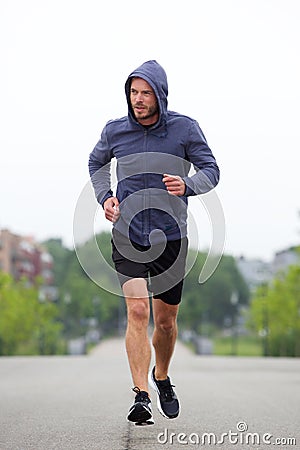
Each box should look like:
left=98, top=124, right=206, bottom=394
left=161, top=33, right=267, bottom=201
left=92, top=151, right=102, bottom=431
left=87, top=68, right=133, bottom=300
left=272, top=246, right=300, bottom=275
left=0, top=228, right=57, bottom=300
left=236, top=256, right=273, bottom=292
left=236, top=246, right=300, bottom=291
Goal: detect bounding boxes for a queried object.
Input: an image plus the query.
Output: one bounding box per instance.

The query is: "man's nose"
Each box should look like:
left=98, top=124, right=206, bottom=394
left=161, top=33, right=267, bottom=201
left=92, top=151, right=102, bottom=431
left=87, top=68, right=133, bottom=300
left=136, top=93, right=143, bottom=102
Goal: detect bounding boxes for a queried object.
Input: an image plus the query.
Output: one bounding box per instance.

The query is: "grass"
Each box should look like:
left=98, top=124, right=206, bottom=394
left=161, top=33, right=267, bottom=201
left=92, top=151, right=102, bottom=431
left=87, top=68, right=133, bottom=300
left=212, top=335, right=263, bottom=357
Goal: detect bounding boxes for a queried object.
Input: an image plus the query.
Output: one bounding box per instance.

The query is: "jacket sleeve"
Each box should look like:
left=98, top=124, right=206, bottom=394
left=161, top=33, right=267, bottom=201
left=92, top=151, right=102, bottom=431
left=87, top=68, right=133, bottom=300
left=183, top=120, right=220, bottom=196
left=88, top=125, right=114, bottom=206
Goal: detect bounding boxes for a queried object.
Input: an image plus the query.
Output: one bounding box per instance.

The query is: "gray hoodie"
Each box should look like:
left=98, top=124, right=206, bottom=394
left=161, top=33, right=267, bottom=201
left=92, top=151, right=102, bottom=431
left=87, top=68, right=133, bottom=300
left=89, top=60, right=219, bottom=245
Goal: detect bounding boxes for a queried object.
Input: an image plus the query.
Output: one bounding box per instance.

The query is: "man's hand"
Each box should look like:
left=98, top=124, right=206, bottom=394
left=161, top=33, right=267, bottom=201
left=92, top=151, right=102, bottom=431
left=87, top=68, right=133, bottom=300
left=103, top=197, right=120, bottom=223
left=162, top=174, right=186, bottom=196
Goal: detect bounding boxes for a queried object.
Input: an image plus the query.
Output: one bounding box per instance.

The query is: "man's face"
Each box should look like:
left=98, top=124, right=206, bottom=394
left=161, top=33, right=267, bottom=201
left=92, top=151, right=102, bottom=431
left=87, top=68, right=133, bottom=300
left=130, top=78, right=159, bottom=125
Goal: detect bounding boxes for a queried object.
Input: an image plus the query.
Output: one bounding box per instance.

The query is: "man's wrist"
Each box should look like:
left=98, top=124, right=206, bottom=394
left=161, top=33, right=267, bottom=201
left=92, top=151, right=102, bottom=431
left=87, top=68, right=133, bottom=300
left=100, top=194, right=113, bottom=208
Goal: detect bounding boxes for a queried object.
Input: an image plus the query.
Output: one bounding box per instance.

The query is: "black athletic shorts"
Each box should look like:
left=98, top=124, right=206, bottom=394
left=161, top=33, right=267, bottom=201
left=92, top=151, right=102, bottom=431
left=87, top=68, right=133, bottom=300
left=111, top=229, right=188, bottom=305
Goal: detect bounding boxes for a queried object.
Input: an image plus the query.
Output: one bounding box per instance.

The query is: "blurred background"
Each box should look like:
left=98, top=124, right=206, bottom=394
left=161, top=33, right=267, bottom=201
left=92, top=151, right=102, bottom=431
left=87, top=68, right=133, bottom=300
left=1, top=0, right=299, bottom=357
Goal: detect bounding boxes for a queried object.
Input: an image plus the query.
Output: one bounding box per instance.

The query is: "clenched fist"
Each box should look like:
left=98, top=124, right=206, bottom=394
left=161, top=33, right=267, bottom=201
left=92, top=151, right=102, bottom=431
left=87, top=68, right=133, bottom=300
left=162, top=174, right=186, bottom=196
left=103, top=197, right=120, bottom=223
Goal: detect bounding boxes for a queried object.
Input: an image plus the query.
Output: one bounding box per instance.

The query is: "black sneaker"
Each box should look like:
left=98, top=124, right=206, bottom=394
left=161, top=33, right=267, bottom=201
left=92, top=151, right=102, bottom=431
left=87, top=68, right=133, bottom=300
left=148, top=367, right=180, bottom=419
left=127, top=387, right=153, bottom=424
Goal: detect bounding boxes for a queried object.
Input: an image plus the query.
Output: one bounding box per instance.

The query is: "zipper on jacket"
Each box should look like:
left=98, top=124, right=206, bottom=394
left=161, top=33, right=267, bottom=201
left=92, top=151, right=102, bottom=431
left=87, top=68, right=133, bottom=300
left=143, top=129, right=150, bottom=244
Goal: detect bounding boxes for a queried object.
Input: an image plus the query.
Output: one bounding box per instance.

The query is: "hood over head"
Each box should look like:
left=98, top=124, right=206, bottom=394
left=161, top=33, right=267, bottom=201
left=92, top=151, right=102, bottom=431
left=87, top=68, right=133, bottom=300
left=125, top=60, right=168, bottom=124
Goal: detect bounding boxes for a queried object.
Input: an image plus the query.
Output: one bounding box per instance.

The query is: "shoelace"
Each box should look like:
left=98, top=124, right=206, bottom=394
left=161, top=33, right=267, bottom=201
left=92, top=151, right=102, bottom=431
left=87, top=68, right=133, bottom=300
left=132, top=386, right=150, bottom=402
left=132, top=386, right=141, bottom=395
left=157, top=379, right=176, bottom=401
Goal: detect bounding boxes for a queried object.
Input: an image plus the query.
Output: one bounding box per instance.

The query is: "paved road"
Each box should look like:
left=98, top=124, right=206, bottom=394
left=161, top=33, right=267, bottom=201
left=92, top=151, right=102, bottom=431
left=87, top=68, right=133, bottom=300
left=0, top=338, right=299, bottom=450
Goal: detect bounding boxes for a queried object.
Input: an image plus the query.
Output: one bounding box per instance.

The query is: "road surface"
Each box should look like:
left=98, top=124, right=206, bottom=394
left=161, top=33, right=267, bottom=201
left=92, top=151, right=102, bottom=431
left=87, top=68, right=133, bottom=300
left=0, top=338, right=299, bottom=449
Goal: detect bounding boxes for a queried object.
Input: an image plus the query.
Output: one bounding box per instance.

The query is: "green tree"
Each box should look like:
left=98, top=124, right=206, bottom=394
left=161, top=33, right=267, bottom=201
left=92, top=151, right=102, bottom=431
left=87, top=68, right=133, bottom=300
left=42, top=238, right=72, bottom=286
left=249, top=265, right=300, bottom=356
left=179, top=252, right=249, bottom=333
left=0, top=272, right=63, bottom=355
left=0, top=273, right=33, bottom=354
left=44, top=233, right=123, bottom=338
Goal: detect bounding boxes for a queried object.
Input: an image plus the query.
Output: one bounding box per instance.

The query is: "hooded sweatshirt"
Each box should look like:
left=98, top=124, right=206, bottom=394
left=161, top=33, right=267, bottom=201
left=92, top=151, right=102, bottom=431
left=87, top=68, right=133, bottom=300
left=89, top=60, right=220, bottom=246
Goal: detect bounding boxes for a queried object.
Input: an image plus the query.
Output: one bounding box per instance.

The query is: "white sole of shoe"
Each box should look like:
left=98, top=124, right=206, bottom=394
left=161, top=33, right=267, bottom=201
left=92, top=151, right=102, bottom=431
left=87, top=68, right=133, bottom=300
left=148, top=370, right=179, bottom=419
left=127, top=402, right=153, bottom=423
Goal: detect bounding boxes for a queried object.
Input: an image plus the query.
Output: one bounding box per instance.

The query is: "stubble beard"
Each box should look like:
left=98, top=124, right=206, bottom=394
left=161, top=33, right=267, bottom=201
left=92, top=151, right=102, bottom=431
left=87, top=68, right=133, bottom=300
left=134, top=105, right=158, bottom=123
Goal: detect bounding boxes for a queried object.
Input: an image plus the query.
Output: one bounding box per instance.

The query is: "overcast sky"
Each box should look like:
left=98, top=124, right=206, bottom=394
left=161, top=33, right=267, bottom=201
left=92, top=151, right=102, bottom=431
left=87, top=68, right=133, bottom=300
left=1, top=0, right=299, bottom=261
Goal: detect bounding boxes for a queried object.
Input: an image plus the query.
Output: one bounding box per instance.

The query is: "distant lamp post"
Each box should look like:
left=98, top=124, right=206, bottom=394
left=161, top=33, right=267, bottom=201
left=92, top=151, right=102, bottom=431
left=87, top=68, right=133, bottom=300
left=230, top=291, right=239, bottom=356
left=63, top=292, right=72, bottom=335
left=92, top=296, right=100, bottom=320
left=64, top=292, right=72, bottom=305
left=262, top=291, right=269, bottom=357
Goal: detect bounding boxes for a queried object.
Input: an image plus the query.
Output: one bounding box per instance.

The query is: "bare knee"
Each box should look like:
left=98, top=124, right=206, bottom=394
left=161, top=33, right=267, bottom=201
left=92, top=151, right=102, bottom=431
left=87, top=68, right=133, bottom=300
left=127, top=300, right=150, bottom=326
left=155, top=314, right=177, bottom=334
left=153, top=300, right=179, bottom=335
